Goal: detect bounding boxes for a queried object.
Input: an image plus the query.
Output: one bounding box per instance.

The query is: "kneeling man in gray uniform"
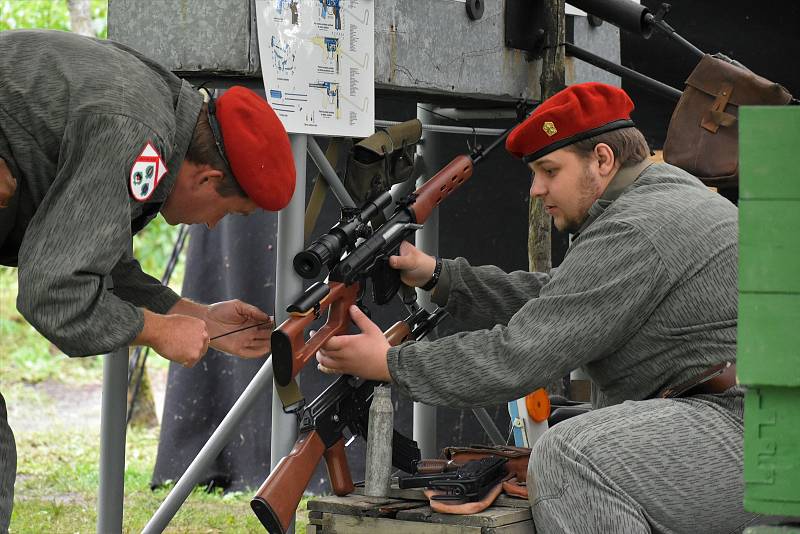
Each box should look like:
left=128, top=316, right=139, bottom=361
left=315, top=82, right=755, bottom=533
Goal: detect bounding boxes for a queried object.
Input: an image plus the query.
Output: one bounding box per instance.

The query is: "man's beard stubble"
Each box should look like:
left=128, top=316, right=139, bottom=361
left=558, top=165, right=601, bottom=234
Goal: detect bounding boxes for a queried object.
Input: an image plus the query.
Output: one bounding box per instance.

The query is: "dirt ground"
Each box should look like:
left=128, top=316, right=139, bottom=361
left=6, top=366, right=169, bottom=435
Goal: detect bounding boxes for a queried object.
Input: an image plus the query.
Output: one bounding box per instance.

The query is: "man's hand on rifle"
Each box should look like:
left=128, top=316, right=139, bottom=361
left=388, top=241, right=437, bottom=287
left=317, top=305, right=392, bottom=381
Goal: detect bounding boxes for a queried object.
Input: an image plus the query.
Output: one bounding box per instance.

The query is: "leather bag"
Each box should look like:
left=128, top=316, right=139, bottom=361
left=663, top=54, right=794, bottom=189
left=344, top=118, right=422, bottom=205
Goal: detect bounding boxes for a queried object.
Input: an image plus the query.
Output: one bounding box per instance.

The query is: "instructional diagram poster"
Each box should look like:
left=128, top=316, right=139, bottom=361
left=256, top=0, right=375, bottom=137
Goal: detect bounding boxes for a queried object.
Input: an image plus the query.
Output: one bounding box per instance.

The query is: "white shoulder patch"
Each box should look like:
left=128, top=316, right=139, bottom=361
left=129, top=142, right=168, bottom=201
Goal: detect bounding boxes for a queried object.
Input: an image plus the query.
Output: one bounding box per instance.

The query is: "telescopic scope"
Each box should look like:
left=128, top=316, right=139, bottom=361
left=293, top=191, right=394, bottom=279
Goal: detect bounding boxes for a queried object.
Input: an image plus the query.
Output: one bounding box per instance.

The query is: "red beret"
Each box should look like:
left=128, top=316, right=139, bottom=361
left=216, top=86, right=296, bottom=211
left=506, top=82, right=635, bottom=162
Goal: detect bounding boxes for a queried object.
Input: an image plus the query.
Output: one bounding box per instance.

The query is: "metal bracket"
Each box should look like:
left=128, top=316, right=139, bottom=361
left=504, top=0, right=547, bottom=58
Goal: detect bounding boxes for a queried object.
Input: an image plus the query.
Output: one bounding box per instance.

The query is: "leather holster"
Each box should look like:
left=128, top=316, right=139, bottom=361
left=443, top=444, right=532, bottom=483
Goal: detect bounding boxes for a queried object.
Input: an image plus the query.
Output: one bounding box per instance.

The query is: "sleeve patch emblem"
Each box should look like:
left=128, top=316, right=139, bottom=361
left=129, top=142, right=167, bottom=201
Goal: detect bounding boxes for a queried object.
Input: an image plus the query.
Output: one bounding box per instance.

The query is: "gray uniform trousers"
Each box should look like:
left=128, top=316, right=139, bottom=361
left=527, top=387, right=759, bottom=534
left=0, top=391, right=15, bottom=533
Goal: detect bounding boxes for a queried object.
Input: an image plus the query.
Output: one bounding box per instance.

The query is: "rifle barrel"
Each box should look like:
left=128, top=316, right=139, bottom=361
left=472, top=125, right=516, bottom=165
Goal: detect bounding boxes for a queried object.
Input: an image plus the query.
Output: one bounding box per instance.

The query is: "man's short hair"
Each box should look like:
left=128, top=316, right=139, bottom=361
left=185, top=103, right=247, bottom=197
left=566, top=127, right=651, bottom=168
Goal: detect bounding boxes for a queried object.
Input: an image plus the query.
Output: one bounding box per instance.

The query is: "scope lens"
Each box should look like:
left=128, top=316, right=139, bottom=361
left=293, top=251, right=322, bottom=279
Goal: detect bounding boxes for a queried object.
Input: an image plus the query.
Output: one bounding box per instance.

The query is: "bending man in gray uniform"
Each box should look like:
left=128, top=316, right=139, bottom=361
left=315, top=82, right=756, bottom=533
left=0, top=29, right=296, bottom=531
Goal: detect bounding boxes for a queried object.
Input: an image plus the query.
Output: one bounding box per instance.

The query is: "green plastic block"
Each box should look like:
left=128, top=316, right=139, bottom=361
left=739, top=200, right=800, bottom=294
left=744, top=387, right=800, bottom=516
left=739, top=107, right=800, bottom=200
left=738, top=293, right=800, bottom=386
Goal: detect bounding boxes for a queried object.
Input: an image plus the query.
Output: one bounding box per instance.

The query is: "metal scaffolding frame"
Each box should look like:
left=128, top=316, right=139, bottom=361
left=96, top=117, right=507, bottom=533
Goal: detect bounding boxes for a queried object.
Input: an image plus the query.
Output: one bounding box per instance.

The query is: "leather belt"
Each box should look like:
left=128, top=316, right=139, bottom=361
left=658, top=362, right=737, bottom=399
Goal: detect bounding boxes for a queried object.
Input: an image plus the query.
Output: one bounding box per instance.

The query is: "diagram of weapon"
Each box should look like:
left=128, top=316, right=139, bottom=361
left=310, top=36, right=340, bottom=74
left=270, top=36, right=296, bottom=74
left=275, top=0, right=299, bottom=24
left=308, top=81, right=340, bottom=118
left=317, top=0, right=342, bottom=30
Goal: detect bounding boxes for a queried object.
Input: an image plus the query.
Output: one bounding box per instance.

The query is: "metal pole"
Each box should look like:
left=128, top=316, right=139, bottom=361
left=270, top=133, right=307, bottom=534
left=376, top=120, right=505, bottom=137
left=141, top=360, right=276, bottom=533
left=472, top=408, right=506, bottom=446
left=410, top=112, right=506, bottom=454
left=413, top=106, right=439, bottom=460
left=97, top=296, right=128, bottom=534
left=307, top=136, right=355, bottom=208
left=565, top=42, right=683, bottom=102
left=429, top=107, right=518, bottom=121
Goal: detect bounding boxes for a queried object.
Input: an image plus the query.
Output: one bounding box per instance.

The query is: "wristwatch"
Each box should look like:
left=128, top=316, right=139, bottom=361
left=420, top=257, right=443, bottom=291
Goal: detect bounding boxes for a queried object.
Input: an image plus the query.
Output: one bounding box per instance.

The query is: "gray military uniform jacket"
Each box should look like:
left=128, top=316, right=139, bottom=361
left=387, top=162, right=739, bottom=408
left=0, top=30, right=203, bottom=356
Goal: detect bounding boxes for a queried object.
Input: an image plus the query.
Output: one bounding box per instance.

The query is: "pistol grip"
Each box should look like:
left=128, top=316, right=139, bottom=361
left=324, top=438, right=355, bottom=496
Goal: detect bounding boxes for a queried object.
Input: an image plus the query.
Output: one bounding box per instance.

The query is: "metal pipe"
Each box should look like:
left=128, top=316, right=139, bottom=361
left=565, top=42, right=682, bottom=102
left=376, top=120, right=506, bottom=137
left=472, top=408, right=507, bottom=446
left=141, top=360, right=277, bottom=533
left=413, top=106, right=440, bottom=460
left=647, top=14, right=705, bottom=59
left=270, top=133, right=307, bottom=534
left=97, top=305, right=128, bottom=534
left=429, top=107, right=518, bottom=121
left=307, top=137, right=356, bottom=208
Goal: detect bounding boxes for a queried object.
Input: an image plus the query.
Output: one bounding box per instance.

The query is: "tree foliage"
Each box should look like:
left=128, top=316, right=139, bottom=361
left=0, top=0, right=108, bottom=37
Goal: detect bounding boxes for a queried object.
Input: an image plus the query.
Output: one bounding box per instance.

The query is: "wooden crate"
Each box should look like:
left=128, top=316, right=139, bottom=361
left=306, top=486, right=534, bottom=533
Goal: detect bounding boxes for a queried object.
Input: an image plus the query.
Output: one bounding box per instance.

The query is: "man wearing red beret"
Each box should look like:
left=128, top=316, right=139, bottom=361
left=316, top=82, right=754, bottom=531
left=0, top=30, right=295, bottom=529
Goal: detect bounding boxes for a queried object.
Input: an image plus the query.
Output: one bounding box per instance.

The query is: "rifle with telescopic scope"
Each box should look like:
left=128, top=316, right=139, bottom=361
left=270, top=124, right=516, bottom=388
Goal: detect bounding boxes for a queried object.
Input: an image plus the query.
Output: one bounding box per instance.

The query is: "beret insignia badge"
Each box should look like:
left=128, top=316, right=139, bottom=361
left=542, top=121, right=558, bottom=137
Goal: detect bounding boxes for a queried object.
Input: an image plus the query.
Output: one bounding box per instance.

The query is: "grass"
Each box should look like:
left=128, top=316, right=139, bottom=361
left=9, top=425, right=310, bottom=533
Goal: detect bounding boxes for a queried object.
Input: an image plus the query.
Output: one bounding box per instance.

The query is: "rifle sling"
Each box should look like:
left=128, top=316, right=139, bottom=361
left=275, top=379, right=305, bottom=412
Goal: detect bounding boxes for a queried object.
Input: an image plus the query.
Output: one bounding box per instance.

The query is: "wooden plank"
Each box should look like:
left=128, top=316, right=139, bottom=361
left=396, top=505, right=531, bottom=528
left=490, top=520, right=538, bottom=533
left=740, top=107, right=800, bottom=201
left=307, top=494, right=404, bottom=515
left=739, top=200, right=800, bottom=294
left=738, top=293, right=800, bottom=387
left=353, top=485, right=531, bottom=508
left=310, top=513, right=483, bottom=533
left=310, top=512, right=536, bottom=533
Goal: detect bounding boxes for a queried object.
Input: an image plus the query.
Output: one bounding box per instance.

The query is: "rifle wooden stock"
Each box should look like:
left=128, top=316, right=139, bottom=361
left=409, top=154, right=474, bottom=224
left=251, top=435, right=355, bottom=533
left=272, top=281, right=360, bottom=386
left=251, top=430, right=326, bottom=533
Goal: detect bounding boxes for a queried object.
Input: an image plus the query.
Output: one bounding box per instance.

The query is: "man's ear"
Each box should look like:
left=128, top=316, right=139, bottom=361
left=593, top=143, right=617, bottom=179
left=195, top=167, right=225, bottom=191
